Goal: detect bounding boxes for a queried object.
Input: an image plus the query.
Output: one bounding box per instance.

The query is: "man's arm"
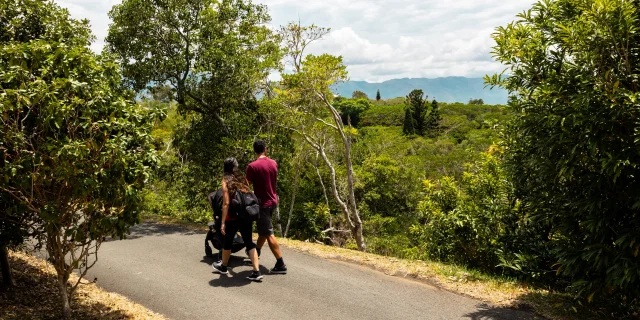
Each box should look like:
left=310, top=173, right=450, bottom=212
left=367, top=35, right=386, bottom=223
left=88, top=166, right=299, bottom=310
left=246, top=164, right=254, bottom=185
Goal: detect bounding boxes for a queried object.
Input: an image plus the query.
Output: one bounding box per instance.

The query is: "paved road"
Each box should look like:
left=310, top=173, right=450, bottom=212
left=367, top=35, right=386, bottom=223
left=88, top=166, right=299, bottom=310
left=85, top=223, right=539, bottom=320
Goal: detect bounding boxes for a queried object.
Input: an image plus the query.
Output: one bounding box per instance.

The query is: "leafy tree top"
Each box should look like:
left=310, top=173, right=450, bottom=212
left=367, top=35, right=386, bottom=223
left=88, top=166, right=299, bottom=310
left=106, top=0, right=282, bottom=127
left=352, top=90, right=368, bottom=99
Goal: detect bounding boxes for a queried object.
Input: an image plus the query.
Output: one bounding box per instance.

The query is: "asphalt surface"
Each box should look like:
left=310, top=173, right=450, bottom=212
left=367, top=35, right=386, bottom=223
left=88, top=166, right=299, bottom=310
left=84, top=223, right=540, bottom=320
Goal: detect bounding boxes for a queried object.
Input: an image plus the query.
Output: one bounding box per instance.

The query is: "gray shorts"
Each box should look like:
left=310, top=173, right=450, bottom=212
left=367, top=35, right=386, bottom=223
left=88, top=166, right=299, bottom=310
left=257, top=206, right=275, bottom=237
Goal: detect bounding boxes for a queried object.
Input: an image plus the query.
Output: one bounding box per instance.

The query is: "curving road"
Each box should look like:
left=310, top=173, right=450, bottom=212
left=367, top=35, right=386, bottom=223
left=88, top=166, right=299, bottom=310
left=84, top=223, right=540, bottom=320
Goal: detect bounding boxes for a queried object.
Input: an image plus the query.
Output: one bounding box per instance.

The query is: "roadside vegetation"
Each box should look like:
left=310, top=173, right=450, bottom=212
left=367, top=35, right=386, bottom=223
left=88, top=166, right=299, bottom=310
left=0, top=250, right=165, bottom=320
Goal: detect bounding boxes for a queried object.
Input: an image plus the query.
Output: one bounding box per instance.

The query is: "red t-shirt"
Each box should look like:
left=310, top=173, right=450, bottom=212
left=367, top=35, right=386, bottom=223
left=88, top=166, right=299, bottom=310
left=246, top=157, right=278, bottom=208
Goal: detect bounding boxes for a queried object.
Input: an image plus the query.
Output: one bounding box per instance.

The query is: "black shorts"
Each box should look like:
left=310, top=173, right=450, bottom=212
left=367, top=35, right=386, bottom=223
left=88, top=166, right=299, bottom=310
left=257, top=206, right=275, bottom=237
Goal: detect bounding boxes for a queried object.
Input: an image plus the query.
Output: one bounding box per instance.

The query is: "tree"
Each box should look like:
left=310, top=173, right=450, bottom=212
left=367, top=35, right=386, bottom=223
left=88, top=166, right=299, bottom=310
left=486, top=0, right=640, bottom=301
left=269, top=23, right=366, bottom=251
left=333, top=97, right=371, bottom=127
left=376, top=89, right=381, bottom=101
left=107, top=0, right=285, bottom=213
left=468, top=98, right=484, bottom=105
left=402, top=106, right=415, bottom=135
left=0, top=0, right=94, bottom=292
left=0, top=1, right=158, bottom=317
left=352, top=90, right=368, bottom=100
left=106, top=0, right=282, bottom=130
left=425, top=99, right=441, bottom=136
left=404, top=89, right=428, bottom=135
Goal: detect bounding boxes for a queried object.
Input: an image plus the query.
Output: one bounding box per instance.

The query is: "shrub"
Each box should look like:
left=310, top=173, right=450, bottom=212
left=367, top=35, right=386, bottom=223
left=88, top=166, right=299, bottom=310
left=360, top=105, right=404, bottom=126
left=410, top=153, right=553, bottom=278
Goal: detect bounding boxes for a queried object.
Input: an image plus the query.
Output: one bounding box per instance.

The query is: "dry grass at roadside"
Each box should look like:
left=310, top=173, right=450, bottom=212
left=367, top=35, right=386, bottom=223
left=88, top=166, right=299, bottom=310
left=0, top=250, right=166, bottom=320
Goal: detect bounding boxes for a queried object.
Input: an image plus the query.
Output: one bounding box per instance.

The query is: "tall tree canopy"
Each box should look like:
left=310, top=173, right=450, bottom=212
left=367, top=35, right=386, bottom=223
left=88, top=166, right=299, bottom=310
left=487, top=0, right=640, bottom=301
left=106, top=0, right=282, bottom=129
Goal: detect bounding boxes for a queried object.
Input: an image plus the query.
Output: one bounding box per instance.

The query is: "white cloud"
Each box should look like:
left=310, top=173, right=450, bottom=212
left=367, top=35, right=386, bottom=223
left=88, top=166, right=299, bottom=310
left=54, top=0, right=534, bottom=82
left=56, top=0, right=122, bottom=52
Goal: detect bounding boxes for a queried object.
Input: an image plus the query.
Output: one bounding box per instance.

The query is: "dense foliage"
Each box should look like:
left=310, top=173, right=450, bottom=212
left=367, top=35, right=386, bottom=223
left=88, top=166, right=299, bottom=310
left=487, top=0, right=640, bottom=303
left=411, top=152, right=553, bottom=279
left=0, top=0, right=158, bottom=317
left=360, top=104, right=403, bottom=126
left=334, top=97, right=371, bottom=127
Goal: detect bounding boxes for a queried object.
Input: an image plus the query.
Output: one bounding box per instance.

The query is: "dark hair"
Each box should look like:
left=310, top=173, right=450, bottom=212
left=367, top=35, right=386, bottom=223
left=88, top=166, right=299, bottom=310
left=223, top=157, right=238, bottom=175
left=223, top=157, right=249, bottom=193
left=253, top=139, right=266, bottom=154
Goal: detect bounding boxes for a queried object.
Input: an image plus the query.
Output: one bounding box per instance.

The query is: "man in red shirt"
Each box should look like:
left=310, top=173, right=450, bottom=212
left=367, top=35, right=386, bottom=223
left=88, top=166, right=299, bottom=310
left=246, top=140, right=287, bottom=274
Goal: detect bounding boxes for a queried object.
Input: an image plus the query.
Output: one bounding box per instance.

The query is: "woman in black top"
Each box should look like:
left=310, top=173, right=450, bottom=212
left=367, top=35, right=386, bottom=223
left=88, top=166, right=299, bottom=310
left=212, top=157, right=262, bottom=281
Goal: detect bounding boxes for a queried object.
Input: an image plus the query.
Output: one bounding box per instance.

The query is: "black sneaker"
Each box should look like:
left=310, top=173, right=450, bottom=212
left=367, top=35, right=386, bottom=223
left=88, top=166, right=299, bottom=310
left=247, top=271, right=263, bottom=281
left=270, top=264, right=287, bottom=274
left=212, top=262, right=228, bottom=275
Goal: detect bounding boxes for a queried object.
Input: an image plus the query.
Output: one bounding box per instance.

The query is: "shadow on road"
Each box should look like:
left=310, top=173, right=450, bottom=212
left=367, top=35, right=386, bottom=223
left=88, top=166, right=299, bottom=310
left=463, top=303, right=542, bottom=320
left=110, top=222, right=206, bottom=241
left=201, top=255, right=272, bottom=287
left=209, top=270, right=259, bottom=288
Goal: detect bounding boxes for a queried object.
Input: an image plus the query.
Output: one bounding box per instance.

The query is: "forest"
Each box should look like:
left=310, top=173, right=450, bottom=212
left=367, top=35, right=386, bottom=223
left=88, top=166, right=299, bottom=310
left=1, top=0, right=639, bottom=318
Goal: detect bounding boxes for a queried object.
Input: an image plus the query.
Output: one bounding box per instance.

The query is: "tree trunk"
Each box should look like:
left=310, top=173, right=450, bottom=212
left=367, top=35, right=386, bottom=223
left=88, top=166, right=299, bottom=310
left=284, top=158, right=302, bottom=238
left=0, top=244, right=16, bottom=288
left=314, top=153, right=330, bottom=208
left=353, top=221, right=364, bottom=252
left=322, top=96, right=366, bottom=251
left=314, top=153, right=335, bottom=242
left=57, top=274, right=71, bottom=319
left=314, top=146, right=353, bottom=229
left=343, top=136, right=365, bottom=251
left=274, top=206, right=283, bottom=237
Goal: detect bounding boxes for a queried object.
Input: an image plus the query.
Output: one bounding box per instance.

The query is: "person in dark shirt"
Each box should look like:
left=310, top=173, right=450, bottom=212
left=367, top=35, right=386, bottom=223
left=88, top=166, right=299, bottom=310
left=246, top=140, right=287, bottom=274
left=211, top=157, right=263, bottom=281
left=206, top=188, right=256, bottom=260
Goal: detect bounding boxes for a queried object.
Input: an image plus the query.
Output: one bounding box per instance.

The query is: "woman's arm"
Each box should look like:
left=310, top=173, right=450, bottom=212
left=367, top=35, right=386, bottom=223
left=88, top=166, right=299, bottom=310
left=221, top=180, right=229, bottom=235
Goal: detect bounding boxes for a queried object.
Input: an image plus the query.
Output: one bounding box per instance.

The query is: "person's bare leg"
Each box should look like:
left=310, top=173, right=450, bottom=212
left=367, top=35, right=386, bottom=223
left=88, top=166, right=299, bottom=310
left=247, top=248, right=259, bottom=271
left=266, top=235, right=282, bottom=259
left=222, top=249, right=231, bottom=266
left=257, top=236, right=267, bottom=250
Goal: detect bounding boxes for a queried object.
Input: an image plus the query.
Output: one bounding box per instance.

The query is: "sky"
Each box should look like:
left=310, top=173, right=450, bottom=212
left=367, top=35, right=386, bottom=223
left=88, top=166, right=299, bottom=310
left=55, top=0, right=534, bottom=83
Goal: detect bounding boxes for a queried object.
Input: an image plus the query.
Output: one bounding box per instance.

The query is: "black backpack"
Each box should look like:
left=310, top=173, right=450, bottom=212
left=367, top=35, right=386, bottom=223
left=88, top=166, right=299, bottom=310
left=231, top=190, right=260, bottom=221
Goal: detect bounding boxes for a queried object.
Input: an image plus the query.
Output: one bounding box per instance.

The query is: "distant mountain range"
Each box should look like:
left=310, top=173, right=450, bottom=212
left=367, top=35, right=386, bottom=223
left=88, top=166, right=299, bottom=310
left=334, top=77, right=508, bottom=105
